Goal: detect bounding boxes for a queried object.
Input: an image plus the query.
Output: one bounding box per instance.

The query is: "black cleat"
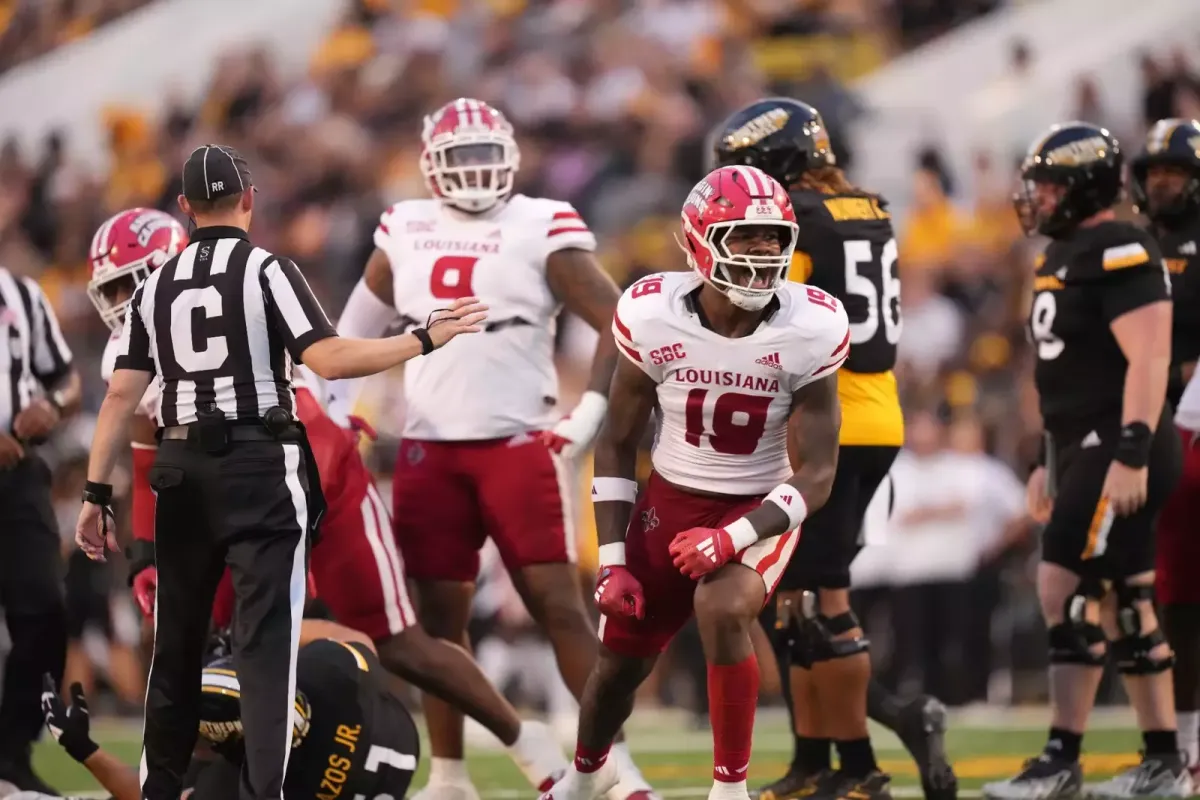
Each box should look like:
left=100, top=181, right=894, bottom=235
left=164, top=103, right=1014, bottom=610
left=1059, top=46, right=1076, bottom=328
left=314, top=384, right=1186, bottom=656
left=825, top=770, right=892, bottom=800
left=894, top=696, right=957, bottom=800
left=755, top=768, right=839, bottom=800
left=982, top=754, right=1082, bottom=800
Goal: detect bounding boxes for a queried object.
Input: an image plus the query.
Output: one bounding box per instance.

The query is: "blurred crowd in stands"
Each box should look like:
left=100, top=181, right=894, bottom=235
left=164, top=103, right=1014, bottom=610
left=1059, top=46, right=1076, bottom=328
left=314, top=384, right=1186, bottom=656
left=3, top=0, right=1197, bottom=719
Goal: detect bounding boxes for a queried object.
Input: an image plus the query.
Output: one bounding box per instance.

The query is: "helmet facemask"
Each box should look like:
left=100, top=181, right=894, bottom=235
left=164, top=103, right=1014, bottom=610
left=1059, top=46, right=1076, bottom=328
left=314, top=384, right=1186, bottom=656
left=686, top=219, right=798, bottom=310
left=422, top=136, right=519, bottom=214
left=87, top=258, right=156, bottom=331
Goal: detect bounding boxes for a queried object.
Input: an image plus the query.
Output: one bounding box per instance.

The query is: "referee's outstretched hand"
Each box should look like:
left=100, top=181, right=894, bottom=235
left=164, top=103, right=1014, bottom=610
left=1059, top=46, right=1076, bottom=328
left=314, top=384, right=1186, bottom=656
left=426, top=296, right=489, bottom=348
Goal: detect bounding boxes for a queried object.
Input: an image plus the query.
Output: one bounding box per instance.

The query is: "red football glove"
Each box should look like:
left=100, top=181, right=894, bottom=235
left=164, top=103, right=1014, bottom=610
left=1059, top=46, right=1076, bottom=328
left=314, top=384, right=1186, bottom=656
left=670, top=527, right=736, bottom=580
left=594, top=565, right=645, bottom=620
left=131, top=566, right=157, bottom=619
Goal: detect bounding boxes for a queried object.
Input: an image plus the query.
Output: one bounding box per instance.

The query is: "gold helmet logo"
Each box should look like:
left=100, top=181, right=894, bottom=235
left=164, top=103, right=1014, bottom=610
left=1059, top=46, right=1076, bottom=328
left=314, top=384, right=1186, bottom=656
left=723, top=108, right=791, bottom=151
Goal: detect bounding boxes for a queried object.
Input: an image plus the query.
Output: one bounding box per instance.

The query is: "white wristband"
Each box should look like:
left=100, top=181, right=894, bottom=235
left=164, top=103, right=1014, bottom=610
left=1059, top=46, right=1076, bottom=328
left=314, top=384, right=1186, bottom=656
left=591, top=477, right=638, bottom=503
left=723, top=517, right=760, bottom=552
left=764, top=484, right=808, bottom=530
left=598, top=542, right=626, bottom=567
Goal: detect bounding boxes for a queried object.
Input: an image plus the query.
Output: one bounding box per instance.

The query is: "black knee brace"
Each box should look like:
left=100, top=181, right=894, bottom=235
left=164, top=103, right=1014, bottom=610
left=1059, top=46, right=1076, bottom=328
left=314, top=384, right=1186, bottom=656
left=1049, top=588, right=1107, bottom=666
left=789, top=591, right=869, bottom=666
left=1111, top=583, right=1174, bottom=676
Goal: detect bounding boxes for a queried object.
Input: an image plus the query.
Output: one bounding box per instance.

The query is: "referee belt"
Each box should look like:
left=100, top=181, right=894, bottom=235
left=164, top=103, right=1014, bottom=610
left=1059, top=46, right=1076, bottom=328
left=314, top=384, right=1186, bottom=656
left=158, top=420, right=304, bottom=445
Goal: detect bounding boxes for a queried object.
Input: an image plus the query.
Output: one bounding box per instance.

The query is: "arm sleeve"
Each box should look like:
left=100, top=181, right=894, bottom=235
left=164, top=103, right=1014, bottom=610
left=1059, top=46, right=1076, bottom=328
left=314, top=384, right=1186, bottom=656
left=611, top=284, right=664, bottom=382
left=22, top=277, right=73, bottom=385
left=113, top=284, right=156, bottom=373
left=541, top=203, right=597, bottom=260
left=131, top=446, right=157, bottom=543
left=262, top=256, right=338, bottom=362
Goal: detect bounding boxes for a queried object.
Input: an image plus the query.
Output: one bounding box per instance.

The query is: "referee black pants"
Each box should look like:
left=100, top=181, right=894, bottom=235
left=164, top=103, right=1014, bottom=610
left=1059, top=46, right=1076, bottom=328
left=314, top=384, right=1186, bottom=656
left=142, top=439, right=311, bottom=800
left=0, top=456, right=66, bottom=769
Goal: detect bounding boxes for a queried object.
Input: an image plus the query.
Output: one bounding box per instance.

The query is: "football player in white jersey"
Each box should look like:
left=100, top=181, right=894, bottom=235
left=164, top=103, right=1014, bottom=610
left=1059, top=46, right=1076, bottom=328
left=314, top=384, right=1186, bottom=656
left=329, top=97, right=652, bottom=800
left=542, top=165, right=850, bottom=800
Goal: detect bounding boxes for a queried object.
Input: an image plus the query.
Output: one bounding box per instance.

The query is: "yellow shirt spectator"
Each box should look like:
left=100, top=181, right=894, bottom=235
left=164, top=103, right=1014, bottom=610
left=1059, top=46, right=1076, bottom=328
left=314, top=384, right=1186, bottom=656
left=899, top=168, right=968, bottom=275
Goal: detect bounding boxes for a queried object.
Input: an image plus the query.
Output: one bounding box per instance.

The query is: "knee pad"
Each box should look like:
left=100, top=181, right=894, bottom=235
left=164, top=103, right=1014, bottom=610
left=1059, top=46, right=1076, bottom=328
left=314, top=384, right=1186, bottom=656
left=790, top=605, right=869, bottom=666
left=1111, top=583, right=1174, bottom=676
left=1049, top=587, right=1108, bottom=666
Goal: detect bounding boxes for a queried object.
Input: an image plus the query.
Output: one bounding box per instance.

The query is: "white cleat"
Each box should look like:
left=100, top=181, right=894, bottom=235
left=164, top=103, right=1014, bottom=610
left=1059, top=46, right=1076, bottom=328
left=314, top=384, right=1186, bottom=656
left=508, top=720, right=569, bottom=791
left=606, top=742, right=659, bottom=800
left=411, top=780, right=483, bottom=800
left=540, top=761, right=620, bottom=800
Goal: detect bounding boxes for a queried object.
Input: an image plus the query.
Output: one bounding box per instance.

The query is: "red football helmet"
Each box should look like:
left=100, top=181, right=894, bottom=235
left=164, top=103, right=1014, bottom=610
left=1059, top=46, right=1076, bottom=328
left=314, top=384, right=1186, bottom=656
left=88, top=208, right=187, bottom=330
left=679, top=165, right=798, bottom=310
left=420, top=97, right=520, bottom=213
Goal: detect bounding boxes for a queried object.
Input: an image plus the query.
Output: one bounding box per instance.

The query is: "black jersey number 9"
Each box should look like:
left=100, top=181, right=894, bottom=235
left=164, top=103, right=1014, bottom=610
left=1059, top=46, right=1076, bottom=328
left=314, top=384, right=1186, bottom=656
left=170, top=286, right=229, bottom=372
left=843, top=238, right=902, bottom=346
left=1030, top=292, right=1065, bottom=360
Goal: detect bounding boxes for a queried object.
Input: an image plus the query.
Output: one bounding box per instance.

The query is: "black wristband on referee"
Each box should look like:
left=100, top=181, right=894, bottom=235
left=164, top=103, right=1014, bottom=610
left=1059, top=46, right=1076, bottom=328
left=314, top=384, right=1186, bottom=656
left=82, top=480, right=113, bottom=506
left=1114, top=422, right=1153, bottom=468
left=411, top=327, right=435, bottom=356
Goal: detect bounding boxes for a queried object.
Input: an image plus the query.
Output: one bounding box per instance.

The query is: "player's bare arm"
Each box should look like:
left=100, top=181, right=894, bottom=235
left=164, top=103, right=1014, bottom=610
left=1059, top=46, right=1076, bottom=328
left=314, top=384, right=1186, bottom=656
left=1106, top=299, right=1173, bottom=515
left=362, top=247, right=395, bottom=304
left=545, top=248, right=621, bottom=397
left=593, top=354, right=658, bottom=550
left=591, top=354, right=658, bottom=620
left=741, top=372, right=842, bottom=540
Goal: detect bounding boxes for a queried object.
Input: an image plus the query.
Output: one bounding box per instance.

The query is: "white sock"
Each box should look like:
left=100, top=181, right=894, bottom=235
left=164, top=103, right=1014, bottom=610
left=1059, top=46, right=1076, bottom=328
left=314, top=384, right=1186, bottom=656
left=709, top=779, right=749, bottom=800
left=608, top=741, right=649, bottom=788
left=1178, top=711, right=1200, bottom=766
left=429, top=757, right=471, bottom=784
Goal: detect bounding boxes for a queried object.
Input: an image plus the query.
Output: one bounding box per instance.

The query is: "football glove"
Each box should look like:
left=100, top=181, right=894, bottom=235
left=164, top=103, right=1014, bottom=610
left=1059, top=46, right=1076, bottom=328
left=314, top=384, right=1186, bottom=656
left=669, top=526, right=737, bottom=579
left=131, top=565, right=157, bottom=619
left=41, top=674, right=97, bottom=764
left=594, top=565, right=645, bottom=620
left=542, top=391, right=608, bottom=459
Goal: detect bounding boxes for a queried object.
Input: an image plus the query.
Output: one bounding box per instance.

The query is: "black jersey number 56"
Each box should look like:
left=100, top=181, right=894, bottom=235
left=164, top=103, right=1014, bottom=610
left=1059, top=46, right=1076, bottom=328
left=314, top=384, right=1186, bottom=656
left=841, top=237, right=901, bottom=373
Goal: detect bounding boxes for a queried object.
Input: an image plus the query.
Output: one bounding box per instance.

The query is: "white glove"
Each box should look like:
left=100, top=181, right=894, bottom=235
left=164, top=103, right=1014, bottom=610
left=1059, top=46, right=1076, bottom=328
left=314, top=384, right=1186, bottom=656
left=540, top=391, right=608, bottom=459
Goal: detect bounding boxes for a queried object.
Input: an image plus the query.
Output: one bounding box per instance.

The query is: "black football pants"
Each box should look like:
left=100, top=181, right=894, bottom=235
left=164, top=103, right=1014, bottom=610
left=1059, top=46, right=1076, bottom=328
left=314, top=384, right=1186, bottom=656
left=0, top=456, right=66, bottom=769
left=141, top=439, right=311, bottom=800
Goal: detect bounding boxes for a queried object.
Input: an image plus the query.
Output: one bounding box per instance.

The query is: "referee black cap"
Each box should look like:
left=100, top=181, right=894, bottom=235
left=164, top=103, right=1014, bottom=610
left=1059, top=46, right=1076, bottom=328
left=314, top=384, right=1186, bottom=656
left=182, top=144, right=255, bottom=203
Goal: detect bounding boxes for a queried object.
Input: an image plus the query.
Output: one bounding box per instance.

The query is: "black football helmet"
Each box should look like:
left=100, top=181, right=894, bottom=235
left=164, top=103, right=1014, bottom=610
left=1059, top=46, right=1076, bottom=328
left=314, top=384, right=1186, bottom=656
left=1015, top=121, right=1122, bottom=237
left=199, top=656, right=312, bottom=750
left=711, top=98, right=835, bottom=187
left=1131, top=118, right=1200, bottom=227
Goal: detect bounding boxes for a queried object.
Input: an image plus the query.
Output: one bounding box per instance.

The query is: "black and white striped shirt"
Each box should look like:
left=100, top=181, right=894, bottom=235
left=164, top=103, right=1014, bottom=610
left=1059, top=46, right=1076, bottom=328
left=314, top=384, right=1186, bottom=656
left=0, top=268, right=73, bottom=432
left=112, top=226, right=336, bottom=427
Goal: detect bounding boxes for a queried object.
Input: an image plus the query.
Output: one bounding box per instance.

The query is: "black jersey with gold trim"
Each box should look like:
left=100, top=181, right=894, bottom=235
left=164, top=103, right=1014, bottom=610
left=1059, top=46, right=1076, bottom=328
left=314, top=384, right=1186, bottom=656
left=199, top=639, right=419, bottom=800
left=1157, top=221, right=1200, bottom=405
left=1029, top=221, right=1169, bottom=439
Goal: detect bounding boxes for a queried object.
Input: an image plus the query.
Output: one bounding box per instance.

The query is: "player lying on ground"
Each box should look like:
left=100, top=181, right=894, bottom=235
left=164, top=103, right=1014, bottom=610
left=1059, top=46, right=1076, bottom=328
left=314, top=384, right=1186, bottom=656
left=36, top=617, right=418, bottom=800
left=713, top=97, right=955, bottom=800
left=542, top=165, right=850, bottom=800
left=327, top=97, right=651, bottom=800
left=86, top=208, right=567, bottom=793
left=1131, top=118, right=1200, bottom=779
left=984, top=122, right=1188, bottom=800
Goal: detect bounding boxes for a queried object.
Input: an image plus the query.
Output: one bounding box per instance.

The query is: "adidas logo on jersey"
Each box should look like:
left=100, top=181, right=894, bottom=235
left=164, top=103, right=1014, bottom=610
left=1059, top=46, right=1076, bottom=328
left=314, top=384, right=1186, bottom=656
left=755, top=352, right=782, bottom=369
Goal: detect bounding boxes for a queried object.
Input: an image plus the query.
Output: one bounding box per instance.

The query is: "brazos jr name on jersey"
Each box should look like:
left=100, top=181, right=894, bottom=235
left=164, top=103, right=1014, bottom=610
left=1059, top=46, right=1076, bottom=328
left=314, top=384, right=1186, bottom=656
left=612, top=271, right=850, bottom=496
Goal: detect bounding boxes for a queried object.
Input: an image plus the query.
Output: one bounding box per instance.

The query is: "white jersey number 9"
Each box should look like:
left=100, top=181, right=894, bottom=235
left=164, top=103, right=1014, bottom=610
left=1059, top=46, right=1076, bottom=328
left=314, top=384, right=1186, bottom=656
left=843, top=238, right=902, bottom=346
left=1030, top=292, right=1065, bottom=360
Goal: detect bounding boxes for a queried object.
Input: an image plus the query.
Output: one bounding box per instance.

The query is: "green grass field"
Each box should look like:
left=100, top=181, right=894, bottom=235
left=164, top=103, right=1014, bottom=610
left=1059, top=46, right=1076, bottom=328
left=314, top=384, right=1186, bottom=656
left=31, top=709, right=1156, bottom=798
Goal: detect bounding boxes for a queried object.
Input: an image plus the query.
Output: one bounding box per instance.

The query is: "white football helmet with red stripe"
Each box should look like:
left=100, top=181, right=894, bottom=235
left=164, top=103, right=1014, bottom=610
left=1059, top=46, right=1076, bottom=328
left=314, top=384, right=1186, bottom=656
left=679, top=165, right=798, bottom=311
left=420, top=97, right=520, bottom=214
left=89, top=208, right=187, bottom=330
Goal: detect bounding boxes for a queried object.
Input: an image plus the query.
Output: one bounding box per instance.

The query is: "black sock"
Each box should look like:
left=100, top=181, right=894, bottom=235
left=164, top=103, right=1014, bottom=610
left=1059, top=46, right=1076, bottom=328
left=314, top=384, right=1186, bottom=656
left=793, top=736, right=832, bottom=774
left=836, top=738, right=878, bottom=777
left=1143, top=730, right=1178, bottom=757
left=1046, top=728, right=1083, bottom=763
left=866, top=680, right=905, bottom=732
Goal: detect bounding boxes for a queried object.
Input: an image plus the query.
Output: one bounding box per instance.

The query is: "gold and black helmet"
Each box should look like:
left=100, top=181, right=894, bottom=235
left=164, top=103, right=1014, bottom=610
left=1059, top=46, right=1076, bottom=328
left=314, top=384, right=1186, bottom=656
left=1015, top=121, right=1122, bottom=236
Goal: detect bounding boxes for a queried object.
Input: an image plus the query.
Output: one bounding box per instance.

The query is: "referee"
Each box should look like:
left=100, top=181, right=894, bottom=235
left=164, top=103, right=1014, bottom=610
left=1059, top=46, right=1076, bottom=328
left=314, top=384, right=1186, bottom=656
left=73, top=144, right=486, bottom=800
left=0, top=265, right=79, bottom=794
